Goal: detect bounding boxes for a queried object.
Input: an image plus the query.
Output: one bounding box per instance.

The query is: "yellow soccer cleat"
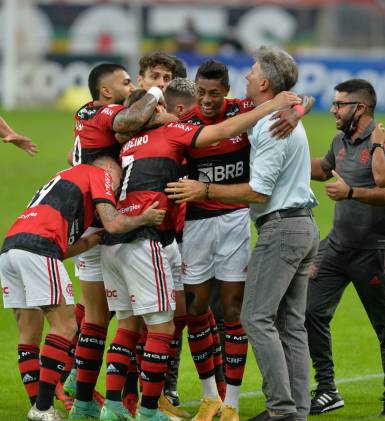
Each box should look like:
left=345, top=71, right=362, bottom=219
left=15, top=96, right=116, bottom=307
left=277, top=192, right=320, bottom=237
left=192, top=396, right=223, bottom=421
left=159, top=394, right=190, bottom=419
left=219, top=405, right=239, bottom=421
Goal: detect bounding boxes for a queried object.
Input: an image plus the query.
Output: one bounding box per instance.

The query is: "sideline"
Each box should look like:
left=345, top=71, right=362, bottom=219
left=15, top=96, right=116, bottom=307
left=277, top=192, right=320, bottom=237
left=183, top=373, right=383, bottom=406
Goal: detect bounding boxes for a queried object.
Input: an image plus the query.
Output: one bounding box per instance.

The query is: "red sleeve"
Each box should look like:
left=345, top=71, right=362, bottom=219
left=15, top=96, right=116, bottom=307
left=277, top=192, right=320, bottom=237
left=97, top=104, right=126, bottom=131
left=238, top=98, right=256, bottom=113
left=90, top=167, right=116, bottom=206
left=164, top=122, right=205, bottom=149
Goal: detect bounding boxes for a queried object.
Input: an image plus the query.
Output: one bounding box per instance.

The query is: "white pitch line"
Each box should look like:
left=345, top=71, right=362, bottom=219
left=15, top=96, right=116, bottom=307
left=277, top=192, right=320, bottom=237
left=183, top=373, right=383, bottom=406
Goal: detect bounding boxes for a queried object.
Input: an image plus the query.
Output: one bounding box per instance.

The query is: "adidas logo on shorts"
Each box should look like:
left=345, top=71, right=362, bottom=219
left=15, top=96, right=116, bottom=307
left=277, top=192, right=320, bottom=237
left=107, top=363, right=119, bottom=374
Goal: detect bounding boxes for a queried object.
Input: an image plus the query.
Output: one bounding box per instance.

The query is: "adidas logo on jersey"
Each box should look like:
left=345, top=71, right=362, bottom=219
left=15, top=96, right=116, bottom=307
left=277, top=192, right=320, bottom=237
left=107, top=363, right=119, bottom=374
left=22, top=373, right=36, bottom=383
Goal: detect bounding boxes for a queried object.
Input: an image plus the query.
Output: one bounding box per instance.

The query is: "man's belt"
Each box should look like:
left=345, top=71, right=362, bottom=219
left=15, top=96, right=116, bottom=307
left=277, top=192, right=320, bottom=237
left=256, top=208, right=313, bottom=228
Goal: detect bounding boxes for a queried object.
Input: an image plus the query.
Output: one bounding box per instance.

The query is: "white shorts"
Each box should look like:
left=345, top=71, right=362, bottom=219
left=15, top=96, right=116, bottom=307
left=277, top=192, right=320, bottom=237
left=101, top=239, right=176, bottom=318
left=73, top=227, right=103, bottom=282
left=0, top=249, right=74, bottom=308
left=164, top=239, right=183, bottom=292
left=181, top=208, right=251, bottom=284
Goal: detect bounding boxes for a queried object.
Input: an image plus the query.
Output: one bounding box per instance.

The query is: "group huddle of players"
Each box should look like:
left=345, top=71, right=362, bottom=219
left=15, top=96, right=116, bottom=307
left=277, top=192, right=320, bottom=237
left=0, top=51, right=303, bottom=421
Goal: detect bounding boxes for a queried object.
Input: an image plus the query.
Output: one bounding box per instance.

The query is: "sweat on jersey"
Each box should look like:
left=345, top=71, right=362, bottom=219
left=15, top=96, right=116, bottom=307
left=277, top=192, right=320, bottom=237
left=180, top=98, right=254, bottom=220
left=103, top=121, right=204, bottom=247
left=1, top=165, right=116, bottom=260
left=72, top=102, right=126, bottom=165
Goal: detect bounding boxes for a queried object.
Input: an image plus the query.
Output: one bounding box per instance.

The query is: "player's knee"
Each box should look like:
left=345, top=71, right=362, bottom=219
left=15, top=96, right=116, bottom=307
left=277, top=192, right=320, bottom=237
left=185, top=291, right=208, bottom=316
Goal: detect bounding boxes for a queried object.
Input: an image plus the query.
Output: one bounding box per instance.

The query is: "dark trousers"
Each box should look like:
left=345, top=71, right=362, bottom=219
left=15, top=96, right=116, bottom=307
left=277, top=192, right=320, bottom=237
left=305, top=237, right=385, bottom=395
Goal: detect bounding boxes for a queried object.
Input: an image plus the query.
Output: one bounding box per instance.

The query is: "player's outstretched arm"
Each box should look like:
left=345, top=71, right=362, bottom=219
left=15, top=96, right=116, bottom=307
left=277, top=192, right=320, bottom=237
left=0, top=116, right=38, bottom=156
left=96, top=201, right=166, bottom=233
left=194, top=91, right=301, bottom=147
left=64, top=230, right=104, bottom=259
left=113, top=87, right=164, bottom=135
left=269, top=95, right=316, bottom=139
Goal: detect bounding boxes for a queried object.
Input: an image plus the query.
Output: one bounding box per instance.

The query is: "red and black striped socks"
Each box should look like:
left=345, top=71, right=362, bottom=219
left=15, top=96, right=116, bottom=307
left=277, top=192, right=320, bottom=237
left=75, top=322, right=107, bottom=402
left=18, top=344, right=40, bottom=404
left=105, top=328, right=140, bottom=401
left=36, top=334, right=71, bottom=410
left=140, top=332, right=172, bottom=410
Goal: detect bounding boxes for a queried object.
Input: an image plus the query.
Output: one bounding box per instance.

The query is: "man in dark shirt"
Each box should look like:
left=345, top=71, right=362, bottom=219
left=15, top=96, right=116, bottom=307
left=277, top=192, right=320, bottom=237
left=305, top=79, right=385, bottom=416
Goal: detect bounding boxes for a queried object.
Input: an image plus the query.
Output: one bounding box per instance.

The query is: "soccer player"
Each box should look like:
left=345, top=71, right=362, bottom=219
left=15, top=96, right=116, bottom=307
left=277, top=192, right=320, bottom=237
left=98, top=88, right=300, bottom=421
left=176, top=59, right=310, bottom=421
left=0, top=155, right=166, bottom=421
left=305, top=79, right=385, bottom=417
left=0, top=116, right=37, bottom=156
left=137, top=51, right=176, bottom=92
left=166, top=46, right=318, bottom=421
left=64, top=63, right=171, bottom=419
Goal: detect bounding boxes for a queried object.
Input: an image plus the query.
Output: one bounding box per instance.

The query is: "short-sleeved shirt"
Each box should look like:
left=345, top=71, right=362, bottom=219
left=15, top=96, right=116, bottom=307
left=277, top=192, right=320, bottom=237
left=322, top=120, right=385, bottom=249
left=103, top=122, right=204, bottom=247
left=248, top=110, right=317, bottom=221
left=1, top=165, right=116, bottom=260
left=180, top=98, right=254, bottom=220
left=72, top=102, right=126, bottom=165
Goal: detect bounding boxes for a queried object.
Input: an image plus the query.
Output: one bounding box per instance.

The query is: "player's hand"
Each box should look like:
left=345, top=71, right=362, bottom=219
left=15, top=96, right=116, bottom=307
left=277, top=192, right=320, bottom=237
left=272, top=91, right=301, bottom=111
left=165, top=179, right=206, bottom=203
left=269, top=108, right=300, bottom=139
left=325, top=170, right=350, bottom=201
left=142, top=201, right=166, bottom=226
left=3, top=133, right=38, bottom=156
left=371, top=123, right=385, bottom=145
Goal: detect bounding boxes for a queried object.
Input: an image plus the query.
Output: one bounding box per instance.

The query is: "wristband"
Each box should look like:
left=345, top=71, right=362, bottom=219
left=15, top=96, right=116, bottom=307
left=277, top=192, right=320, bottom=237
left=204, top=182, right=211, bottom=200
left=293, top=104, right=305, bottom=117
left=147, top=86, right=163, bottom=102
left=347, top=187, right=354, bottom=200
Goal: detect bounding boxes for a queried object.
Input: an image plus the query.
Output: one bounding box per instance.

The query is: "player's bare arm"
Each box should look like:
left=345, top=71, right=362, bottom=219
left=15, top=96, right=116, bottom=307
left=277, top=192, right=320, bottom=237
left=64, top=230, right=104, bottom=259
left=166, top=179, right=269, bottom=204
left=195, top=91, right=301, bottom=148
left=115, top=112, right=178, bottom=143
left=326, top=169, right=385, bottom=205
left=371, top=123, right=385, bottom=187
left=311, top=157, right=333, bottom=181
left=113, top=87, right=164, bottom=134
left=96, top=201, right=166, bottom=233
left=0, top=116, right=38, bottom=156
left=269, top=95, right=316, bottom=138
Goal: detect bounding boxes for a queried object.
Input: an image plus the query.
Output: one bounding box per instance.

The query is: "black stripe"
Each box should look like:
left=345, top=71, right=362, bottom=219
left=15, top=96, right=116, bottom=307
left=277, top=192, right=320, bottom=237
left=49, top=258, right=58, bottom=305
left=191, top=125, right=205, bottom=148
left=152, top=241, right=165, bottom=311
left=155, top=240, right=168, bottom=310
left=1, top=234, right=62, bottom=259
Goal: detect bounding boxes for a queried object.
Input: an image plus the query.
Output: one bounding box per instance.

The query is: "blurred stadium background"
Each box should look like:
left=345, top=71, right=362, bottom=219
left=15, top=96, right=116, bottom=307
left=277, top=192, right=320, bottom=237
left=1, top=1, right=385, bottom=420
left=0, top=0, right=385, bottom=111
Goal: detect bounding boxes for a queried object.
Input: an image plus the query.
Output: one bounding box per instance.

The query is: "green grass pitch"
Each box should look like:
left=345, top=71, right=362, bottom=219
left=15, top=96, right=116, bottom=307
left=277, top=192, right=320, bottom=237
left=0, top=109, right=384, bottom=420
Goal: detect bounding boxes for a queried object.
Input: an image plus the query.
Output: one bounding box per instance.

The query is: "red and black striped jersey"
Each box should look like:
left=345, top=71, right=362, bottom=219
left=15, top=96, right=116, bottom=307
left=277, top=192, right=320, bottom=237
left=72, top=102, right=125, bottom=165
left=1, top=165, right=116, bottom=260
left=104, top=122, right=204, bottom=247
left=180, top=97, right=254, bottom=220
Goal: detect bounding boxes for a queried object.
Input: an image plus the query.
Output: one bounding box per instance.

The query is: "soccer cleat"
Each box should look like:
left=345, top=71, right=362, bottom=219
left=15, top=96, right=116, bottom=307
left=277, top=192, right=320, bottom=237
left=192, top=396, right=223, bottom=421
left=163, top=388, right=180, bottom=407
left=246, top=410, right=297, bottom=421
left=123, top=393, right=139, bottom=416
left=159, top=393, right=190, bottom=418
left=100, top=399, right=135, bottom=420
left=219, top=405, right=239, bottom=421
left=93, top=389, right=105, bottom=408
left=137, top=407, right=175, bottom=421
left=68, top=399, right=100, bottom=419
left=310, top=389, right=344, bottom=415
left=55, top=382, right=74, bottom=411
left=27, top=404, right=63, bottom=421
left=63, top=368, right=77, bottom=398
